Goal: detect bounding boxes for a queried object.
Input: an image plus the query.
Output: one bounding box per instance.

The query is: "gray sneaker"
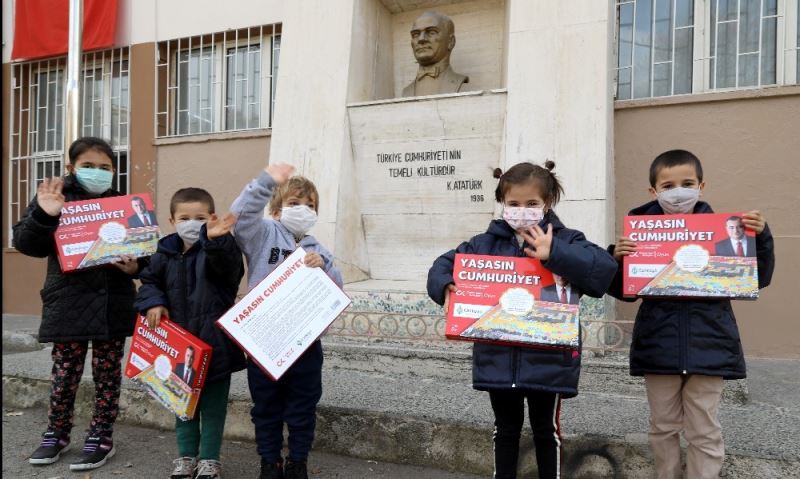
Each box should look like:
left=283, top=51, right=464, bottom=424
left=170, top=456, right=197, bottom=479
left=195, top=459, right=223, bottom=479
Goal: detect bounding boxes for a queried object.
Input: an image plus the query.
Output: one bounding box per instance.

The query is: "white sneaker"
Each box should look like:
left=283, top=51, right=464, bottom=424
left=195, top=459, right=223, bottom=479
left=170, top=456, right=197, bottom=479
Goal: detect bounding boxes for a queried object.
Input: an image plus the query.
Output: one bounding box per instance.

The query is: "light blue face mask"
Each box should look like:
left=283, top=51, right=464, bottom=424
left=75, top=167, right=114, bottom=195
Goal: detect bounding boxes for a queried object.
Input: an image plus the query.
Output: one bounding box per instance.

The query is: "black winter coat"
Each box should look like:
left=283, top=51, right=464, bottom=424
left=607, top=201, right=776, bottom=380
left=12, top=175, right=143, bottom=343
left=135, top=229, right=246, bottom=382
left=428, top=213, right=618, bottom=398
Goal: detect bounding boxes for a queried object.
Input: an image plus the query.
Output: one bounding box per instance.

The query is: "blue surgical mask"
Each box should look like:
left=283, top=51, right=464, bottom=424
left=75, top=167, right=113, bottom=195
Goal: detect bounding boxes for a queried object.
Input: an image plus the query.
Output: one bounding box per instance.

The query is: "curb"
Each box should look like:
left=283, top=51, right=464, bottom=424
left=3, top=375, right=796, bottom=478
left=2, top=331, right=43, bottom=352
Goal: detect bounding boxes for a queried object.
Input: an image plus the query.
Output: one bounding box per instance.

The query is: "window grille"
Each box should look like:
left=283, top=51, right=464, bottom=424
left=155, top=24, right=281, bottom=138
left=8, top=47, right=131, bottom=245
left=615, top=0, right=799, bottom=99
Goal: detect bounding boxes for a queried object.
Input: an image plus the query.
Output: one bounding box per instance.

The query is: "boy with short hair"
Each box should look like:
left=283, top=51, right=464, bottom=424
left=608, top=149, right=775, bottom=479
left=231, top=164, right=343, bottom=479
left=135, top=187, right=246, bottom=479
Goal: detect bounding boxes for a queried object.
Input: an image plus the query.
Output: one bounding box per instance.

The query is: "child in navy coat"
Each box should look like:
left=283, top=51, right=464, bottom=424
left=136, top=187, right=245, bottom=479
left=427, top=161, right=617, bottom=479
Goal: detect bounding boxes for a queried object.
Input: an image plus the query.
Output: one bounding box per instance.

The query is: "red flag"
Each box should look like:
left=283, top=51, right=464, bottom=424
left=12, top=0, right=119, bottom=61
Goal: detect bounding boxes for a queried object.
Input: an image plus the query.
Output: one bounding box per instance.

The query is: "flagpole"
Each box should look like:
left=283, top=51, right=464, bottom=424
left=64, top=0, right=83, bottom=166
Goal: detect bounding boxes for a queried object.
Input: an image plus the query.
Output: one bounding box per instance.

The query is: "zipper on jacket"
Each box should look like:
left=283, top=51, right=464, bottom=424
left=511, top=239, right=526, bottom=388
left=179, top=255, right=188, bottom=322
left=680, top=303, right=688, bottom=375
left=511, top=347, right=518, bottom=388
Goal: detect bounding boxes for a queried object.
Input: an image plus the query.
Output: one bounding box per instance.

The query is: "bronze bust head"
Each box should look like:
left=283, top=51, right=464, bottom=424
left=402, top=11, right=469, bottom=97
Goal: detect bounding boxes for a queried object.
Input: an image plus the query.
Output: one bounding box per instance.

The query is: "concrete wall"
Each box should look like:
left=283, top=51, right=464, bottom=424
left=391, top=0, right=506, bottom=98
left=153, top=134, right=272, bottom=227
left=614, top=89, right=800, bottom=358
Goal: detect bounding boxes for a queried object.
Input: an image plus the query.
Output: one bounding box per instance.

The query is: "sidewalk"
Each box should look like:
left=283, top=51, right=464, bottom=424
left=3, top=314, right=799, bottom=478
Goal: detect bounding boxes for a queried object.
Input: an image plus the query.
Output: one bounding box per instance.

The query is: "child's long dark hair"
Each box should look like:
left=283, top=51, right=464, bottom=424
left=494, top=161, right=564, bottom=208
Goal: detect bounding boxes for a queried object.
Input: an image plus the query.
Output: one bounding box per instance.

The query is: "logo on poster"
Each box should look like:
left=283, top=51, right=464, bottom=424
left=629, top=264, right=666, bottom=278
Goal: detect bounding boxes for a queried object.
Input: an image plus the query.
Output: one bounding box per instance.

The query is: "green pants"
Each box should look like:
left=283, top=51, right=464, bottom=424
left=176, top=376, right=231, bottom=460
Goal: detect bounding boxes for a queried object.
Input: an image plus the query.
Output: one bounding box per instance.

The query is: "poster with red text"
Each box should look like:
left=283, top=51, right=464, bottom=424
left=446, top=254, right=580, bottom=349
left=622, top=213, right=758, bottom=299
left=125, top=316, right=212, bottom=420
left=55, top=193, right=160, bottom=272
left=216, top=247, right=352, bottom=381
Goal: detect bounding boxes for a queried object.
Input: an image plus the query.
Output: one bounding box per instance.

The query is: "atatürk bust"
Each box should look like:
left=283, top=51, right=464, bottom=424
left=402, top=11, right=469, bottom=97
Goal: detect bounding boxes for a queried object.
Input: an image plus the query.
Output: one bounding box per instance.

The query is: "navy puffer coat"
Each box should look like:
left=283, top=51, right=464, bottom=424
left=135, top=228, right=246, bottom=383
left=428, top=213, right=618, bottom=398
left=607, top=200, right=775, bottom=379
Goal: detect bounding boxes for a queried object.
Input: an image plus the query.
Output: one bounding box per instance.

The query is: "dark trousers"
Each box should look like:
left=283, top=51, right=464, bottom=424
left=489, top=389, right=562, bottom=479
left=48, top=339, right=125, bottom=438
left=247, top=341, right=323, bottom=463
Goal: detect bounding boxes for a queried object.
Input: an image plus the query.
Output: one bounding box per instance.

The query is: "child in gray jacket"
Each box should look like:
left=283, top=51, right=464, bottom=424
left=230, top=163, right=342, bottom=479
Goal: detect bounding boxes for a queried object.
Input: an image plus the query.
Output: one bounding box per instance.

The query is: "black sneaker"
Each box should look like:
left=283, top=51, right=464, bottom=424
left=284, top=460, right=308, bottom=479
left=29, top=430, right=71, bottom=465
left=259, top=457, right=284, bottom=479
left=69, top=435, right=115, bottom=471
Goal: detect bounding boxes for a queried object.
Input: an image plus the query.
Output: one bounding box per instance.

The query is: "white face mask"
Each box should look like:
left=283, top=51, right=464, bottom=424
left=175, top=219, right=205, bottom=246
left=502, top=206, right=545, bottom=231
left=280, top=205, right=318, bottom=239
left=656, top=187, right=700, bottom=214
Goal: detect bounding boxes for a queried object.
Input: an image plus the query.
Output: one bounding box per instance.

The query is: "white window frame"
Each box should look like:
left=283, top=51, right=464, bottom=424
left=615, top=0, right=799, bottom=100
left=156, top=25, right=280, bottom=138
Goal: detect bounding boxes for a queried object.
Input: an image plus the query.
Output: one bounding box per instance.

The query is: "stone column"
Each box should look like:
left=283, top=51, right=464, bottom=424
left=503, top=0, right=616, bottom=246
left=268, top=0, right=392, bottom=282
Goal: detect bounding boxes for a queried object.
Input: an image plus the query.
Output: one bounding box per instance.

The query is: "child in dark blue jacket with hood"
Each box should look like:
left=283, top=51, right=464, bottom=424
left=427, top=161, right=617, bottom=479
left=135, top=187, right=245, bottom=479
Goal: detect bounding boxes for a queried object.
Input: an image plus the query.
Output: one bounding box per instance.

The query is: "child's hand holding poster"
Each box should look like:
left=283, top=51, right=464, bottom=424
left=622, top=212, right=758, bottom=299
left=446, top=254, right=580, bottom=349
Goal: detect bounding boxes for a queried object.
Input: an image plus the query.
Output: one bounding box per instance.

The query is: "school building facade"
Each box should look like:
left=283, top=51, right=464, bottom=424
left=3, top=0, right=799, bottom=358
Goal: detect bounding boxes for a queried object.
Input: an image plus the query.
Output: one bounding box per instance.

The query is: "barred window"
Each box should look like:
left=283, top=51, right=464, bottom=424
left=615, top=0, right=799, bottom=100
left=156, top=24, right=281, bottom=138
left=616, top=0, right=695, bottom=99
left=709, top=0, right=778, bottom=88
left=8, top=48, right=131, bottom=243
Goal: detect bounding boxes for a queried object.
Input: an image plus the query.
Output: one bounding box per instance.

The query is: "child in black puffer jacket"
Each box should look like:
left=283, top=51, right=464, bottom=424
left=14, top=137, right=146, bottom=472
left=428, top=161, right=617, bottom=479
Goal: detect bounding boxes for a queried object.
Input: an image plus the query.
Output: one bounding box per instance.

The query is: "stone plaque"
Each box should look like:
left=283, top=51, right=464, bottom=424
left=348, top=92, right=507, bottom=280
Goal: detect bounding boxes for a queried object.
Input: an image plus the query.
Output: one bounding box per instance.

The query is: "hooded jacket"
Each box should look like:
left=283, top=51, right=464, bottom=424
left=428, top=213, right=618, bottom=398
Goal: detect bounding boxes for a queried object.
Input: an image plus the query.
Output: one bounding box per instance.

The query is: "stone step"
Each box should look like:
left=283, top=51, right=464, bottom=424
left=3, top=342, right=796, bottom=478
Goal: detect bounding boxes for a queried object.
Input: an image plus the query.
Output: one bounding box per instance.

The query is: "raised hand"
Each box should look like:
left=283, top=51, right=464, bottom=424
left=146, top=305, right=169, bottom=328
left=206, top=213, right=237, bottom=239
left=520, top=224, right=554, bottom=261
left=613, top=236, right=638, bottom=262
left=36, top=178, right=65, bottom=216
left=265, top=163, right=296, bottom=185
left=742, top=210, right=766, bottom=234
